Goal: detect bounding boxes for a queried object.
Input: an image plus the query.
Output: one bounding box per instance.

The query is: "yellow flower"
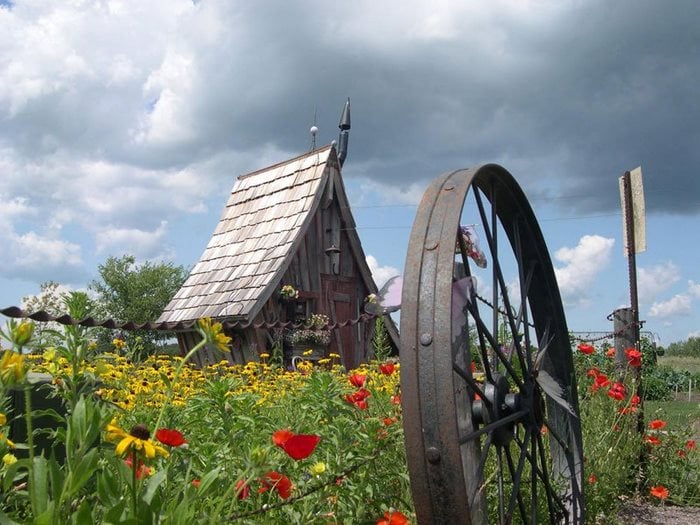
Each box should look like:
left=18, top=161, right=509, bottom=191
left=303, top=349, right=314, bottom=356
left=12, top=321, right=34, bottom=347
left=260, top=353, right=270, bottom=359
left=0, top=413, right=5, bottom=426
left=197, top=318, right=232, bottom=352
left=0, top=351, right=26, bottom=384
left=0, top=433, right=15, bottom=449
left=309, top=462, right=326, bottom=476
left=2, top=453, right=17, bottom=467
left=43, top=347, right=57, bottom=362
left=105, top=422, right=168, bottom=459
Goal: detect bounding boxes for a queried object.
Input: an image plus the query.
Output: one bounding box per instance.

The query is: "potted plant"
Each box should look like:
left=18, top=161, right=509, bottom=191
left=286, top=313, right=331, bottom=360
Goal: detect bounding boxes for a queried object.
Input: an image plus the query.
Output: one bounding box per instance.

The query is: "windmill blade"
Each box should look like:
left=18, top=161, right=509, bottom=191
left=536, top=369, right=578, bottom=418
left=451, top=276, right=477, bottom=338
left=365, top=275, right=403, bottom=315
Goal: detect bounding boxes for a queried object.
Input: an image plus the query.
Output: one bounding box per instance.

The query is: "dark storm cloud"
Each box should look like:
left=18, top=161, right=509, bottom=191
left=176, top=0, right=699, bottom=215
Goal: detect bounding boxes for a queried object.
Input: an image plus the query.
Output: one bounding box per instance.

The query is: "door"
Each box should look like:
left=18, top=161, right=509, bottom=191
left=321, top=275, right=359, bottom=369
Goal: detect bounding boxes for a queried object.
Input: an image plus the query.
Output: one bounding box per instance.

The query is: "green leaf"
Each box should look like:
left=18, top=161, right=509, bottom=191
left=67, top=448, right=99, bottom=496
left=0, top=510, right=22, bottom=525
left=103, top=500, right=127, bottom=524
left=97, top=466, right=121, bottom=505
left=47, top=453, right=65, bottom=502
left=30, top=456, right=49, bottom=516
left=142, top=466, right=168, bottom=505
left=196, top=467, right=221, bottom=494
left=71, top=499, right=93, bottom=525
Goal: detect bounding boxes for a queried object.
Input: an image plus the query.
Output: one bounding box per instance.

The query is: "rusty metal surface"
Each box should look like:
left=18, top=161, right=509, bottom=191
left=400, top=164, right=584, bottom=524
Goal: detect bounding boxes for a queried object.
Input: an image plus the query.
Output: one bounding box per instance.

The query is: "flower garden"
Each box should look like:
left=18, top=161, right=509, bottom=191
left=0, top=316, right=698, bottom=524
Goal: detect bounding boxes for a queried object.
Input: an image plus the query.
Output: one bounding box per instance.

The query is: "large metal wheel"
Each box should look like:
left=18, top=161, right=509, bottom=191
left=400, top=165, right=584, bottom=524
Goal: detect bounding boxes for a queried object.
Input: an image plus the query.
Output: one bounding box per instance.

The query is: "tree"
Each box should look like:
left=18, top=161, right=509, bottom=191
left=21, top=281, right=66, bottom=350
left=90, top=255, right=188, bottom=358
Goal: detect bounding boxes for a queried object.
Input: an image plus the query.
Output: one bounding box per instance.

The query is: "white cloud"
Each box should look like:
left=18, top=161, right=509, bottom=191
left=553, top=235, right=615, bottom=306
left=366, top=255, right=400, bottom=288
left=648, top=294, right=692, bottom=318
left=95, top=220, right=171, bottom=260
left=688, top=280, right=700, bottom=299
left=6, top=231, right=84, bottom=281
left=637, top=261, right=681, bottom=304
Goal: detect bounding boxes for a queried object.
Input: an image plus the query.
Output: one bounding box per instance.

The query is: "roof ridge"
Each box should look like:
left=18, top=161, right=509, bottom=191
left=237, top=144, right=333, bottom=180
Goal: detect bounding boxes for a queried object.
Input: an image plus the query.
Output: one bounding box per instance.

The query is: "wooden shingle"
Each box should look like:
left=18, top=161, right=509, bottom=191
left=158, top=146, right=333, bottom=323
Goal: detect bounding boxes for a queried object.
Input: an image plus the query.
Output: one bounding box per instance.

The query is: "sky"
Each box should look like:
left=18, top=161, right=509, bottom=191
left=0, top=0, right=698, bottom=346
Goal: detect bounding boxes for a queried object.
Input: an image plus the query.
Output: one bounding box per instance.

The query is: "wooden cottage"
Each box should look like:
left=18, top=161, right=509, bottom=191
left=157, top=144, right=398, bottom=369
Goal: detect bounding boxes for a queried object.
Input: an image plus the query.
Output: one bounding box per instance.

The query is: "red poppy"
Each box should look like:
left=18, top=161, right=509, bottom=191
left=379, top=362, right=395, bottom=375
left=618, top=406, right=637, bottom=415
left=259, top=471, right=293, bottom=499
left=592, top=374, right=611, bottom=391
left=649, top=485, right=669, bottom=500
left=282, top=434, right=321, bottom=460
left=631, top=394, right=641, bottom=406
left=376, top=510, right=410, bottom=525
left=349, top=373, right=367, bottom=388
left=605, top=347, right=616, bottom=358
left=678, top=449, right=687, bottom=459
left=352, top=388, right=371, bottom=401
left=648, top=419, right=666, bottom=430
left=235, top=479, right=250, bottom=500
left=586, top=367, right=600, bottom=378
left=391, top=394, right=401, bottom=405
left=272, top=429, right=294, bottom=446
left=155, top=428, right=187, bottom=447
left=577, top=343, right=594, bottom=355
left=191, top=479, right=200, bottom=488
left=686, top=439, right=697, bottom=450
left=645, top=435, right=662, bottom=446
left=124, top=456, right=151, bottom=479
left=352, top=398, right=369, bottom=410
left=607, top=382, right=626, bottom=401
left=383, top=417, right=397, bottom=426
left=587, top=473, right=597, bottom=484
left=625, top=348, right=642, bottom=367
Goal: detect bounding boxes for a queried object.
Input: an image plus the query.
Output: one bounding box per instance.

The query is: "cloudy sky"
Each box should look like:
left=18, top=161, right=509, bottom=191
left=1, top=0, right=698, bottom=345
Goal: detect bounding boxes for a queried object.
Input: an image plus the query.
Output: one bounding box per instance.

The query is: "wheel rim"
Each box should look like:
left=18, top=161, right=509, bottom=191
left=400, top=165, right=584, bottom=524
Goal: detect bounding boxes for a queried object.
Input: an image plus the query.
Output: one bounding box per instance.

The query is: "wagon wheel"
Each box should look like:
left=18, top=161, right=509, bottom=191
left=400, top=165, right=584, bottom=524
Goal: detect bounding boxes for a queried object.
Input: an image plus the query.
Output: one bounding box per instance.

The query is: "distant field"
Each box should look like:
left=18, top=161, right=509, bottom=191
left=658, top=355, right=700, bottom=374
left=646, top=398, right=700, bottom=443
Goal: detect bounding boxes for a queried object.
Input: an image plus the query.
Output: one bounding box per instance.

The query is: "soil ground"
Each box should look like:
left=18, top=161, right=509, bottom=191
left=618, top=501, right=700, bottom=525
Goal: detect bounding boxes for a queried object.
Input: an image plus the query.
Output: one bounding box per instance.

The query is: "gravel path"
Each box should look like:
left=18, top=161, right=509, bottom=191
left=618, top=502, right=700, bottom=524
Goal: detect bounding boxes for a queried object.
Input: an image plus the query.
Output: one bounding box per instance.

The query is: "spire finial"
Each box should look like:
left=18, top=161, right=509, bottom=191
left=337, top=98, right=350, bottom=166
left=310, top=108, right=318, bottom=150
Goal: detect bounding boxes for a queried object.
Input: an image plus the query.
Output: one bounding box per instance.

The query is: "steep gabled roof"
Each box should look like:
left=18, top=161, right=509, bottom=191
left=158, top=145, right=336, bottom=323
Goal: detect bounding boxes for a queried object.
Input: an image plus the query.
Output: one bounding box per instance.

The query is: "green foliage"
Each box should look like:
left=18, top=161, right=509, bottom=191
left=90, top=255, right=188, bottom=359
left=371, top=316, right=392, bottom=362
left=21, top=281, right=66, bottom=350
left=666, top=336, right=700, bottom=358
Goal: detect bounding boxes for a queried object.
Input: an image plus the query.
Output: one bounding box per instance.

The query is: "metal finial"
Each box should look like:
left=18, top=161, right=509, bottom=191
left=337, top=97, right=350, bottom=166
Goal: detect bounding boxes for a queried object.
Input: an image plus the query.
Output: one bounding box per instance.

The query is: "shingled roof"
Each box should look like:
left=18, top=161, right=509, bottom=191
left=158, top=145, right=337, bottom=323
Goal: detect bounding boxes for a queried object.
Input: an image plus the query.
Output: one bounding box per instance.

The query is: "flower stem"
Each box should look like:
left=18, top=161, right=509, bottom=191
left=152, top=339, right=206, bottom=433
left=24, top=384, right=37, bottom=514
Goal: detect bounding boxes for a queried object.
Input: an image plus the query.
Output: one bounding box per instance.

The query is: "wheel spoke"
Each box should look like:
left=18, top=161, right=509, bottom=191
left=452, top=362, right=492, bottom=409
left=459, top=410, right=528, bottom=444
left=504, top=429, right=532, bottom=524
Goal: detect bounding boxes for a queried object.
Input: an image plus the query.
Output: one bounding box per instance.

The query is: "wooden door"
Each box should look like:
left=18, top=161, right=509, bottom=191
left=321, top=275, right=359, bottom=369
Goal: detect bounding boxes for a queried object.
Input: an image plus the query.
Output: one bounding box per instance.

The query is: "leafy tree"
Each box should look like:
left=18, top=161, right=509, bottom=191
left=21, top=281, right=67, bottom=350
left=666, top=336, right=700, bottom=358
left=90, top=255, right=188, bottom=358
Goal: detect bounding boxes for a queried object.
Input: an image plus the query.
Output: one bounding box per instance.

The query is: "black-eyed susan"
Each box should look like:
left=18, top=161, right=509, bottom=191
left=197, top=318, right=232, bottom=352
left=0, top=350, right=26, bottom=384
left=105, top=422, right=168, bottom=459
